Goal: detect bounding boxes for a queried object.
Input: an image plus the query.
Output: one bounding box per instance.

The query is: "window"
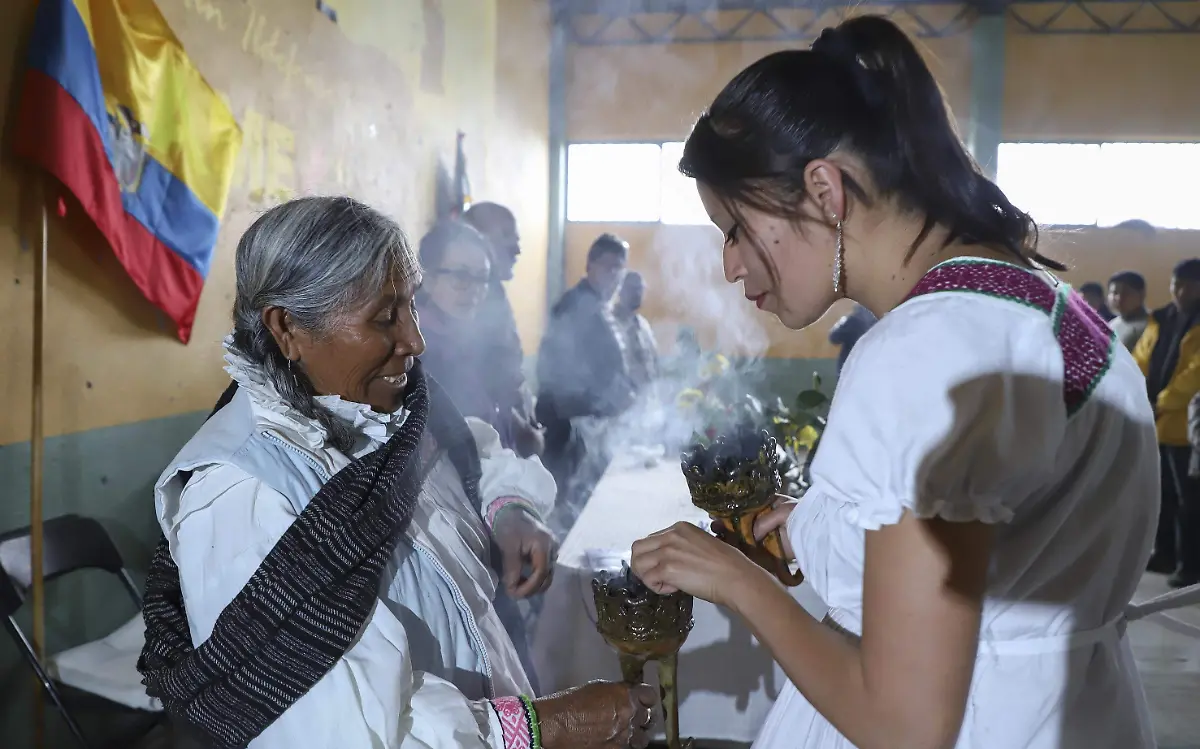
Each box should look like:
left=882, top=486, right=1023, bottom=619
left=565, top=142, right=711, bottom=225
left=997, top=142, right=1200, bottom=230
left=566, top=143, right=662, bottom=222
left=659, top=141, right=711, bottom=225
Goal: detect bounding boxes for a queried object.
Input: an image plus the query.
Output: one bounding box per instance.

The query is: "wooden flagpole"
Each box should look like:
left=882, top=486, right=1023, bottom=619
left=30, top=174, right=48, bottom=748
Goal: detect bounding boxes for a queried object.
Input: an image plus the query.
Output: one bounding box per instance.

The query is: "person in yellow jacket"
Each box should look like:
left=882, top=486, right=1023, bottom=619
left=1132, top=258, right=1200, bottom=588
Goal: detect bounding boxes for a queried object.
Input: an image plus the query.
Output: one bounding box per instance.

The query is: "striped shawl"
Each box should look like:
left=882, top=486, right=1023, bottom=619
left=138, top=361, right=483, bottom=748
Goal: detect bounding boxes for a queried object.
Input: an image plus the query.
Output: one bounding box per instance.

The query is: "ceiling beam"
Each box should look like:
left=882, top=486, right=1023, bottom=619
left=553, top=0, right=1200, bottom=37
left=554, top=0, right=1020, bottom=16
left=552, top=0, right=1199, bottom=16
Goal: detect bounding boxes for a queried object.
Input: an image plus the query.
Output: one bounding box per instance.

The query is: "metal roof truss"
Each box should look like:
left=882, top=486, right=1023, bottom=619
left=553, top=0, right=1200, bottom=41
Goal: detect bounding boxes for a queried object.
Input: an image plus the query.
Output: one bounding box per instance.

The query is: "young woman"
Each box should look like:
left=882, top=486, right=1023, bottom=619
left=630, top=16, right=1174, bottom=749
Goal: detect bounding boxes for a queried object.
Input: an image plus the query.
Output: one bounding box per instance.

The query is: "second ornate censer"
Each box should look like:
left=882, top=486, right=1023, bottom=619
left=682, top=429, right=803, bottom=586
left=592, top=564, right=694, bottom=749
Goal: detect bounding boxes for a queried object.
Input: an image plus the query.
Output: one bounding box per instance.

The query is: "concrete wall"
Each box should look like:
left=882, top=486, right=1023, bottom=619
left=0, top=0, right=549, bottom=743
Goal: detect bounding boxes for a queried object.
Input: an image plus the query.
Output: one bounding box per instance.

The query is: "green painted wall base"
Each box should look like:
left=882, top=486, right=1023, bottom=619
left=0, top=410, right=206, bottom=747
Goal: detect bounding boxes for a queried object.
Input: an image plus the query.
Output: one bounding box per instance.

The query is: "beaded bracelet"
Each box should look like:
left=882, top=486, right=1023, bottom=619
left=519, top=695, right=543, bottom=749
left=491, top=696, right=533, bottom=749
left=486, top=496, right=540, bottom=529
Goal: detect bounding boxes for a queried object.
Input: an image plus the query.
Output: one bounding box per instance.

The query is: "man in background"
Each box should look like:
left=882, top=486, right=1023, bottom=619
left=1133, top=258, right=1200, bottom=588
left=463, top=202, right=543, bottom=457
left=1080, top=281, right=1116, bottom=322
left=612, top=271, right=659, bottom=393
left=1107, top=270, right=1150, bottom=351
left=537, top=234, right=634, bottom=534
left=459, top=202, right=550, bottom=691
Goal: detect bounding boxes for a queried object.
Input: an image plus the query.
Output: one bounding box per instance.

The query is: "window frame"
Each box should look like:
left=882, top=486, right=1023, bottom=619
left=997, top=140, right=1200, bottom=230
left=565, top=139, right=712, bottom=226
left=565, top=139, right=1200, bottom=231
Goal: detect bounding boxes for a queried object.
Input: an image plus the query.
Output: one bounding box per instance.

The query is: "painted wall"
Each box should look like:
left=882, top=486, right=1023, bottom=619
left=562, top=16, right=1200, bottom=361
left=0, top=0, right=549, bottom=743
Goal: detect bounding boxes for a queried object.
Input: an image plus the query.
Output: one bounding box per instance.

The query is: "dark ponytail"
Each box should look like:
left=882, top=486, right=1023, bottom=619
left=680, top=15, right=1063, bottom=271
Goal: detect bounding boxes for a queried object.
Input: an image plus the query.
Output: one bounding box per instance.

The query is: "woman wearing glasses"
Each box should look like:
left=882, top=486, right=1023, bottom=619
left=418, top=219, right=526, bottom=447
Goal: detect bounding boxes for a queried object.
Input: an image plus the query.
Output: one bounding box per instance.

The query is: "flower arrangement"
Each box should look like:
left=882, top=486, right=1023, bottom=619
left=764, top=373, right=830, bottom=494
left=674, top=353, right=759, bottom=442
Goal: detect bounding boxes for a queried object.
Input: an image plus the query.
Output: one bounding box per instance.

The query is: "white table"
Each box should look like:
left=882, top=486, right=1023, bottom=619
left=531, top=450, right=827, bottom=745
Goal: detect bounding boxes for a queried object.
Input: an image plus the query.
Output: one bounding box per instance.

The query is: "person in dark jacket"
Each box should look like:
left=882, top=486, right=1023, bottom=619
left=827, top=303, right=877, bottom=374
left=1132, top=258, right=1200, bottom=588
left=536, top=234, right=633, bottom=531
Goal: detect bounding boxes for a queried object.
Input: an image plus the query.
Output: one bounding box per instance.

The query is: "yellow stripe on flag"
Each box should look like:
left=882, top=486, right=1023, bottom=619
left=69, top=0, right=96, bottom=45
left=87, top=0, right=241, bottom=218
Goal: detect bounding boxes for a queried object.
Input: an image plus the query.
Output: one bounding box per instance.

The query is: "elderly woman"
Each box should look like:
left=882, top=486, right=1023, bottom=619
left=138, top=197, right=656, bottom=749
left=417, top=219, right=542, bottom=458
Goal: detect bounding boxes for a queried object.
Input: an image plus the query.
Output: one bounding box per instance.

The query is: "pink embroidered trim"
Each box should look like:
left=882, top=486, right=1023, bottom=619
left=492, top=696, right=532, bottom=749
left=905, top=258, right=1056, bottom=312
left=906, top=259, right=1114, bottom=416
left=487, top=496, right=537, bottom=529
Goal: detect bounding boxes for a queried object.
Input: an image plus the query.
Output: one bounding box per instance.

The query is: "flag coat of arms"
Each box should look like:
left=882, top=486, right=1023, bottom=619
left=13, top=0, right=242, bottom=343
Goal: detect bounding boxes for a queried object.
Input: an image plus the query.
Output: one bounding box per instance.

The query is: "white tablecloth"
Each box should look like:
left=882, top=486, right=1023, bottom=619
left=531, top=450, right=827, bottom=744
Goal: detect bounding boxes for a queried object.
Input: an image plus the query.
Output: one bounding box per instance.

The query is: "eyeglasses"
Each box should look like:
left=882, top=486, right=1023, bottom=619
left=432, top=267, right=490, bottom=290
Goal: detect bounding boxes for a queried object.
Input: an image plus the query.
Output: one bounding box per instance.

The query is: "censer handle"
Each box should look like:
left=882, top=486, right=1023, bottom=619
left=659, top=652, right=685, bottom=749
left=618, top=653, right=646, bottom=685
left=715, top=515, right=804, bottom=587
left=767, top=527, right=805, bottom=587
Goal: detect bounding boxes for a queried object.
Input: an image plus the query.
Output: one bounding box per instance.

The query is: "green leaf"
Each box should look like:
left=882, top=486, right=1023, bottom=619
left=812, top=372, right=823, bottom=390
left=794, top=389, right=828, bottom=410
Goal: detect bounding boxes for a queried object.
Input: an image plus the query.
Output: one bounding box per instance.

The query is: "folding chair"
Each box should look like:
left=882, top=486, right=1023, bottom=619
left=0, top=513, right=165, bottom=749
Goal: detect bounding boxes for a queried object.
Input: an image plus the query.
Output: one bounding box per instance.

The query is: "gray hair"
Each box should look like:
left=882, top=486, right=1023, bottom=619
left=230, top=196, right=418, bottom=451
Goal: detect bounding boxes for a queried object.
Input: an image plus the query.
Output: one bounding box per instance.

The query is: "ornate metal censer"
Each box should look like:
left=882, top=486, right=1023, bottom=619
left=592, top=564, right=694, bottom=749
left=682, top=429, right=804, bottom=586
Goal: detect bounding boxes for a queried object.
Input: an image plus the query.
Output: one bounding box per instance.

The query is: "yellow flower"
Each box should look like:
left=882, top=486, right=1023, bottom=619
left=700, top=354, right=730, bottom=379
left=676, top=389, right=705, bottom=409
left=797, top=425, right=820, bottom=449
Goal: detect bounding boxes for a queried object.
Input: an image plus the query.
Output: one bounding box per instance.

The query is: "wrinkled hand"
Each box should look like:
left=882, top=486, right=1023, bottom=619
left=534, top=681, right=659, bottom=749
left=492, top=507, right=558, bottom=598
left=631, top=522, right=767, bottom=608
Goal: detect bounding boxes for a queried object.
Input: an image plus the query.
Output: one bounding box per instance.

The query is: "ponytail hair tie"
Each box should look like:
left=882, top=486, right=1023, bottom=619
left=810, top=27, right=887, bottom=111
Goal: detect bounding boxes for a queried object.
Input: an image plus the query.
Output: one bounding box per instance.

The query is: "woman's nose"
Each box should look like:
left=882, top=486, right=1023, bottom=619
left=399, top=318, right=426, bottom=358
left=722, top=242, right=746, bottom=284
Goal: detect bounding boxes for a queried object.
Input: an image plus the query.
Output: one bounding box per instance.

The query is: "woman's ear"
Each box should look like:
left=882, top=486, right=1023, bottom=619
left=803, top=159, right=847, bottom=225
left=261, top=306, right=301, bottom=361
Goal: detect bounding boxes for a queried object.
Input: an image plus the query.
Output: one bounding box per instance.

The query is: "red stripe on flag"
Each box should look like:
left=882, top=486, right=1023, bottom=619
left=12, top=69, right=204, bottom=343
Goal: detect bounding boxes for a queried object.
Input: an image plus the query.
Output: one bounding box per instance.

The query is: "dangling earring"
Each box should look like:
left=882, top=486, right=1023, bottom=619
left=832, top=217, right=845, bottom=295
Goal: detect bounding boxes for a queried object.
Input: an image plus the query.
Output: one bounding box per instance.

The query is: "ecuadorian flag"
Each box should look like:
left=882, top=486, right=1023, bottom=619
left=13, top=0, right=241, bottom=344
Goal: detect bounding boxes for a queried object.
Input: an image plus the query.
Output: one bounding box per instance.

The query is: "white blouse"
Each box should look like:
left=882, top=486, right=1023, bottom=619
left=754, top=286, right=1161, bottom=749
left=157, top=344, right=556, bottom=749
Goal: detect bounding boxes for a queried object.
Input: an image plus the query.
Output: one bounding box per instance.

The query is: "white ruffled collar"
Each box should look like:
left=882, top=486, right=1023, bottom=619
left=222, top=335, right=409, bottom=451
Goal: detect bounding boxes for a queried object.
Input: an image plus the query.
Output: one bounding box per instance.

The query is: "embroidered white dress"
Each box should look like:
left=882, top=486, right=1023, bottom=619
left=754, top=259, right=1161, bottom=749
